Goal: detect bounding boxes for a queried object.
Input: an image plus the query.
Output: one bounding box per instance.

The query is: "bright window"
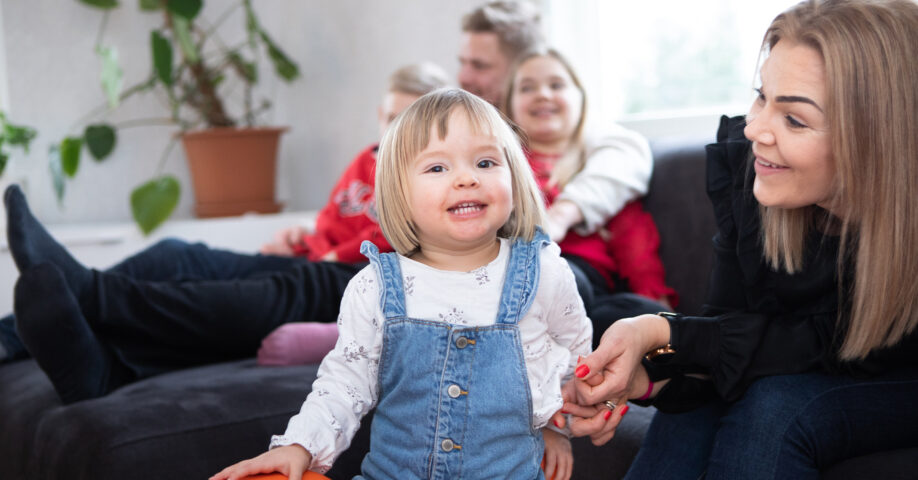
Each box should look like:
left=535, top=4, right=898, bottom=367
left=542, top=0, right=798, bottom=137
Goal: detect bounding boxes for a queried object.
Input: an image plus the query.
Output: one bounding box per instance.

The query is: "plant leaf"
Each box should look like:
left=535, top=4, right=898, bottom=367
left=3, top=122, right=37, bottom=152
left=79, top=0, right=119, bottom=9
left=167, top=0, right=202, bottom=20
left=131, top=175, right=180, bottom=234
left=60, top=137, right=83, bottom=178
left=48, top=145, right=66, bottom=202
left=259, top=32, right=300, bottom=82
left=96, top=46, right=123, bottom=108
left=151, top=30, right=173, bottom=86
left=0, top=152, right=8, bottom=177
left=243, top=0, right=259, bottom=49
left=139, top=0, right=161, bottom=11
left=84, top=124, right=117, bottom=161
left=172, top=16, right=199, bottom=63
left=227, top=51, right=257, bottom=83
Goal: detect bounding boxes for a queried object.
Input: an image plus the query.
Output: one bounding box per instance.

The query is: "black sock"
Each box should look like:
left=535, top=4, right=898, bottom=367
left=4, top=185, right=93, bottom=300
left=0, top=313, right=29, bottom=362
left=14, top=263, right=128, bottom=404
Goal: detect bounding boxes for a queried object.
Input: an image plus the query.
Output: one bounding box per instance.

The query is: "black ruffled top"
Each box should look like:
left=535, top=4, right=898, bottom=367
left=644, top=115, right=918, bottom=413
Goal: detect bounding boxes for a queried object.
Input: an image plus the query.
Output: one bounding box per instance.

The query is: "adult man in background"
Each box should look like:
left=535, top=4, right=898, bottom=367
left=458, top=0, right=543, bottom=107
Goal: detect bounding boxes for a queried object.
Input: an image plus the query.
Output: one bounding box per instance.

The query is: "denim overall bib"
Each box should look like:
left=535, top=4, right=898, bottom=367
left=358, top=233, right=549, bottom=480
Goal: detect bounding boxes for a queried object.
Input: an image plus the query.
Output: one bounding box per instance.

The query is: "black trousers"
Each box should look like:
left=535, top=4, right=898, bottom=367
left=79, top=239, right=362, bottom=380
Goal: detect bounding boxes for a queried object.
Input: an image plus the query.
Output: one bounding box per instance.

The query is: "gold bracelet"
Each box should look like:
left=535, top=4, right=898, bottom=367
left=644, top=344, right=675, bottom=361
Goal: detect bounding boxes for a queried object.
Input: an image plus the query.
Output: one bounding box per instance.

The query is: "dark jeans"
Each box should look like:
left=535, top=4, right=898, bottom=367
left=564, top=255, right=668, bottom=349
left=5, top=239, right=362, bottom=379
left=625, top=368, right=918, bottom=479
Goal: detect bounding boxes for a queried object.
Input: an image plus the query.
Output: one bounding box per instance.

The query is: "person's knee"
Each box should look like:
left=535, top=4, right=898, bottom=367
left=711, top=375, right=843, bottom=477
left=147, top=238, right=195, bottom=256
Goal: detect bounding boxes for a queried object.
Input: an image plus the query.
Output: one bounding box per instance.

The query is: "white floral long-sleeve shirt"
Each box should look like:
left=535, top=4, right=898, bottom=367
left=270, top=239, right=593, bottom=472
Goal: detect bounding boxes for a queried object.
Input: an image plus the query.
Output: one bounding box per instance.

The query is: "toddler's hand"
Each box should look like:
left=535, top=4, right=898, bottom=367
left=542, top=427, right=573, bottom=480
left=261, top=226, right=309, bottom=256
left=545, top=200, right=583, bottom=243
left=210, top=445, right=312, bottom=480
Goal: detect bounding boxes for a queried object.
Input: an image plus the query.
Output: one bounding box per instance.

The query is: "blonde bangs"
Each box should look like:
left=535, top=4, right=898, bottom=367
left=375, top=88, right=546, bottom=256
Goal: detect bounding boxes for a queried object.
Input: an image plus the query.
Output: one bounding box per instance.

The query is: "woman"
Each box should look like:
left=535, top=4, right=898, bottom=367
left=558, top=0, right=918, bottom=478
left=504, top=48, right=675, bottom=345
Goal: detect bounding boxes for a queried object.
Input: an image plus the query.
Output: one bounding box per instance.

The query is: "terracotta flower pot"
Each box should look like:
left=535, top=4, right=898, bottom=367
left=181, top=127, right=287, bottom=218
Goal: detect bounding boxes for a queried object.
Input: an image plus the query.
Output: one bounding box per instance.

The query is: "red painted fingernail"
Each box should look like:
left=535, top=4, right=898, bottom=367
left=575, top=364, right=590, bottom=378
left=561, top=410, right=569, bottom=414
left=603, top=409, right=613, bottom=421
left=620, top=405, right=629, bottom=417
left=554, top=419, right=562, bottom=427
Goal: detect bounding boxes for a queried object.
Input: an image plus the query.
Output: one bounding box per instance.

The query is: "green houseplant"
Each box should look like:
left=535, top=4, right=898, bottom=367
left=0, top=111, right=37, bottom=177
left=55, top=0, right=300, bottom=233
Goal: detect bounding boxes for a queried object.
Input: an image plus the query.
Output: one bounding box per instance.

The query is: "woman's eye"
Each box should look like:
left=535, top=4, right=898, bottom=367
left=754, top=88, right=765, bottom=103
left=785, top=115, right=807, bottom=129
left=477, top=159, right=496, bottom=168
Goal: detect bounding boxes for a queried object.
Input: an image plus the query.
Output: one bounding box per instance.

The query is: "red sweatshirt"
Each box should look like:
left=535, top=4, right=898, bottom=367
left=299, top=144, right=393, bottom=263
left=528, top=151, right=677, bottom=305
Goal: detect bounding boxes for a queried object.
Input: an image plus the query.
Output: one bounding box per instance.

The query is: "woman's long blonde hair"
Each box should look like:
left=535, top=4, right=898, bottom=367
left=759, top=0, right=918, bottom=359
left=502, top=47, right=588, bottom=189
left=375, top=88, right=546, bottom=256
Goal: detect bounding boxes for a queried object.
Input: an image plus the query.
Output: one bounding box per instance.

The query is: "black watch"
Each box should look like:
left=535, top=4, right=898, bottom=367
left=644, top=312, right=679, bottom=363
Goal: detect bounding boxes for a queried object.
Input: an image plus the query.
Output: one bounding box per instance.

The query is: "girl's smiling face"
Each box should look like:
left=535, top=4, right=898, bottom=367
left=509, top=55, right=584, bottom=153
left=745, top=41, right=837, bottom=213
left=408, top=110, right=513, bottom=258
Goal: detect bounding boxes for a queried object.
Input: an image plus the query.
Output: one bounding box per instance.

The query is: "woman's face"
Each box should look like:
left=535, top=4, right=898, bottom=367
left=509, top=55, right=583, bottom=152
left=745, top=41, right=836, bottom=212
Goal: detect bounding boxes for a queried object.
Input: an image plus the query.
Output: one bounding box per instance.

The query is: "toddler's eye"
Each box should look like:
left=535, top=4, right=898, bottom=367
left=477, top=159, right=496, bottom=168
left=427, top=165, right=444, bottom=173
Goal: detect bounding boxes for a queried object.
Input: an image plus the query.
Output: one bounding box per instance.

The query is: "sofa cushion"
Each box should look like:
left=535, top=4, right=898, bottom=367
left=0, top=359, right=314, bottom=479
left=646, top=136, right=717, bottom=315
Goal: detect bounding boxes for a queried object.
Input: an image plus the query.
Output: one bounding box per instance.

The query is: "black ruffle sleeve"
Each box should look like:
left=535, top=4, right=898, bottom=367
left=647, top=115, right=834, bottom=409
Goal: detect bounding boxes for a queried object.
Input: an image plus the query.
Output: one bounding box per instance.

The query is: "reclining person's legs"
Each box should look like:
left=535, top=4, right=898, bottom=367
left=6, top=184, right=360, bottom=402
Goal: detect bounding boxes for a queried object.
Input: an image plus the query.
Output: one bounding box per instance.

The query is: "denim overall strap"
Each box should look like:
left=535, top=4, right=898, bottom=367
left=359, top=237, right=547, bottom=480
left=360, top=241, right=406, bottom=318
left=496, top=230, right=550, bottom=325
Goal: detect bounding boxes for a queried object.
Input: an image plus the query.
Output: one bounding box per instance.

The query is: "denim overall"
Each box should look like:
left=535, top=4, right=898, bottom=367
left=358, top=233, right=549, bottom=480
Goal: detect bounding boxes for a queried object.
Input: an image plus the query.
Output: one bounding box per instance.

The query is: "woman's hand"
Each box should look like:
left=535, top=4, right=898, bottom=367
left=554, top=314, right=669, bottom=444
left=542, top=427, right=573, bottom=480
left=260, top=226, right=309, bottom=256
left=209, top=445, right=312, bottom=480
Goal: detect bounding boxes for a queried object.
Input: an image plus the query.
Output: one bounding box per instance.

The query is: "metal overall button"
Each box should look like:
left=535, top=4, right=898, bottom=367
left=455, top=336, right=475, bottom=349
left=441, top=438, right=459, bottom=452
left=447, top=384, right=464, bottom=398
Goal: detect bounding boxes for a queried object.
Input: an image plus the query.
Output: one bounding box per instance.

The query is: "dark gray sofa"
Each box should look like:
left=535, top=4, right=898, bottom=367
left=1, top=136, right=915, bottom=479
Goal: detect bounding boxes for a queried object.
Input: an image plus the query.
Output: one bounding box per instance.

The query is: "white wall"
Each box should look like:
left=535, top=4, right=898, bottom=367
left=0, top=1, right=480, bottom=226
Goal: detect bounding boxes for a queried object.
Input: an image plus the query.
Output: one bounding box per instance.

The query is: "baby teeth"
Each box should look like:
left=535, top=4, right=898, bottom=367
left=451, top=203, right=482, bottom=215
